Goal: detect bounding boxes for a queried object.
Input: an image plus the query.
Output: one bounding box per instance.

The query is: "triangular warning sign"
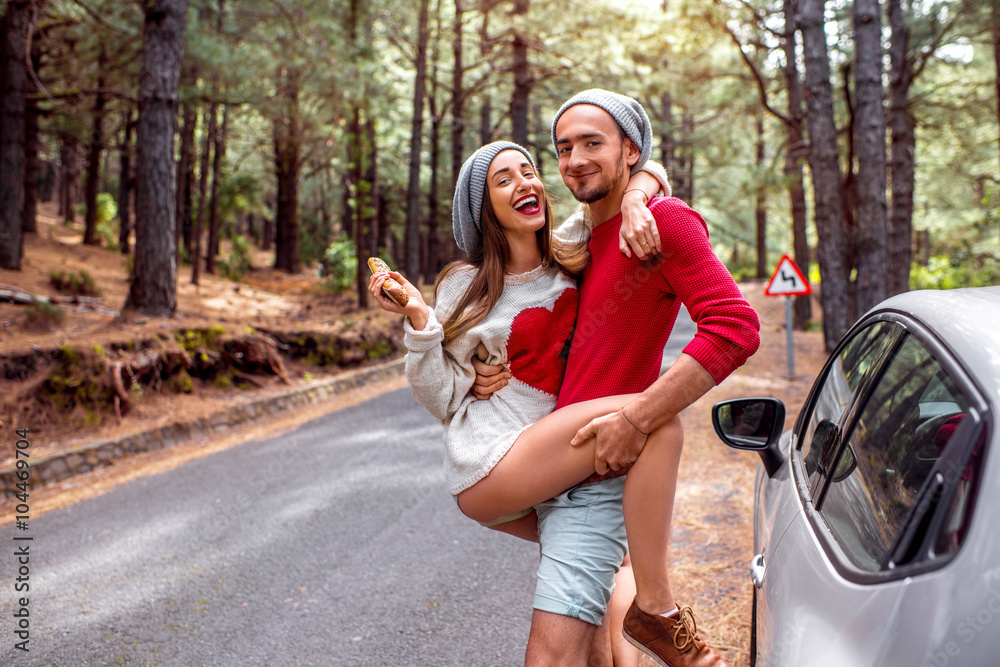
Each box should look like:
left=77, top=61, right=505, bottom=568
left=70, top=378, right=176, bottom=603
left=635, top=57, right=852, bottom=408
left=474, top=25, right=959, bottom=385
left=765, top=254, right=811, bottom=296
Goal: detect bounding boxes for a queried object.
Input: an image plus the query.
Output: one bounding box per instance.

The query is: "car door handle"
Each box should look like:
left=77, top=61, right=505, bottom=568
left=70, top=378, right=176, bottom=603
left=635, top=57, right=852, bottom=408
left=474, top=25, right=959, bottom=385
left=750, top=552, right=766, bottom=589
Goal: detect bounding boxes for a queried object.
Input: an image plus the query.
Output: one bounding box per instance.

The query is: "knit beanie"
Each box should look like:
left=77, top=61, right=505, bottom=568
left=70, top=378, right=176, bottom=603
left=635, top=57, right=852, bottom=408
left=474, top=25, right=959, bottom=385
left=452, top=140, right=536, bottom=255
left=550, top=89, right=652, bottom=176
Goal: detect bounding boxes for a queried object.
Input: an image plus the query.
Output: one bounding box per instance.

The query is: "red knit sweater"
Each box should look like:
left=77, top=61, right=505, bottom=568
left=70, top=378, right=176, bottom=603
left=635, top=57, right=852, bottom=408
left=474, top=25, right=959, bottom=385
left=556, top=196, right=761, bottom=480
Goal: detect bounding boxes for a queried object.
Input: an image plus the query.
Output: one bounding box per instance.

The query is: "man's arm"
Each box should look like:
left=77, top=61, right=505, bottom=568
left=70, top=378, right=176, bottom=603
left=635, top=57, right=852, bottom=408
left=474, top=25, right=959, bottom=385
left=573, top=199, right=760, bottom=471
left=569, top=354, right=715, bottom=473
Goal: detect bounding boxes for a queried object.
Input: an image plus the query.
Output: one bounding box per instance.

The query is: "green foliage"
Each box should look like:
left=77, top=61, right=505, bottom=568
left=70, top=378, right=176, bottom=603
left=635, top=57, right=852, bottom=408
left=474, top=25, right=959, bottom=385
left=166, top=370, right=194, bottom=394
left=319, top=235, right=358, bottom=294
left=218, top=235, right=254, bottom=281
left=96, top=191, right=118, bottom=224
left=218, top=173, right=262, bottom=225
left=49, top=269, right=102, bottom=296
left=361, top=338, right=393, bottom=360
left=910, top=252, right=1000, bottom=291
left=299, top=209, right=335, bottom=267
left=176, top=325, right=228, bottom=355
left=128, top=380, right=143, bottom=402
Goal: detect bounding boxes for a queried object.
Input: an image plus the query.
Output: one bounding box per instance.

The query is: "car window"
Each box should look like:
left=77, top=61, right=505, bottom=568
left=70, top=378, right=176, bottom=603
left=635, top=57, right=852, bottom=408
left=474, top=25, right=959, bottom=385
left=818, top=334, right=973, bottom=572
left=800, top=321, right=898, bottom=490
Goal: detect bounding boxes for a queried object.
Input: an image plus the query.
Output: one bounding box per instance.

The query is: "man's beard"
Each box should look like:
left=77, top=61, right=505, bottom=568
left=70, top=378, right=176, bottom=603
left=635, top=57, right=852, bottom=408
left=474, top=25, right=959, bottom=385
left=568, top=148, right=627, bottom=204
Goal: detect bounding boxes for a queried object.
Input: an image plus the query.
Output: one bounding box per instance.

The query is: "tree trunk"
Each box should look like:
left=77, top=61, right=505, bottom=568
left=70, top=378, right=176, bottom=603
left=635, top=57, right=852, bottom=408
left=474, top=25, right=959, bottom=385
left=660, top=90, right=673, bottom=174
left=679, top=113, right=695, bottom=203
left=377, top=190, right=389, bottom=261
left=354, top=112, right=378, bottom=308
left=83, top=48, right=107, bottom=247
left=887, top=0, right=915, bottom=296
left=852, top=0, right=889, bottom=315
left=272, top=67, right=301, bottom=274
left=344, top=107, right=359, bottom=254
left=799, top=0, right=850, bottom=352
left=125, top=0, right=190, bottom=317
left=181, top=124, right=196, bottom=258
left=203, top=0, right=226, bottom=273
left=21, top=19, right=43, bottom=237
left=0, top=0, right=33, bottom=270
left=427, top=101, right=441, bottom=280
left=404, top=0, right=431, bottom=276
left=59, top=134, right=81, bottom=224
left=364, top=115, right=378, bottom=254
left=782, top=0, right=811, bottom=328
left=509, top=0, right=531, bottom=146
left=206, top=103, right=227, bottom=273
left=175, top=66, right=197, bottom=263
left=261, top=214, right=272, bottom=251
left=451, top=0, right=465, bottom=194
left=191, top=103, right=215, bottom=285
left=425, top=0, right=443, bottom=281
left=118, top=109, right=136, bottom=253
left=480, top=95, right=492, bottom=145
left=994, top=1, right=1000, bottom=179
left=349, top=106, right=364, bottom=306
left=840, top=62, right=858, bottom=294
left=755, top=111, right=767, bottom=279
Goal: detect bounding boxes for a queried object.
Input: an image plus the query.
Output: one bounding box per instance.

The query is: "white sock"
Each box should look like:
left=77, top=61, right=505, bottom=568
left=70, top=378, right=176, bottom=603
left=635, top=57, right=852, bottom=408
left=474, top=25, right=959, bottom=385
left=658, top=605, right=680, bottom=619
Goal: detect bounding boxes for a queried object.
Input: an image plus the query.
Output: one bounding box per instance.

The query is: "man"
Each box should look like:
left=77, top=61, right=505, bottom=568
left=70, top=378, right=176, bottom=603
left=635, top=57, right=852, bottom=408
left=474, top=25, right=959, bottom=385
left=474, top=90, right=760, bottom=667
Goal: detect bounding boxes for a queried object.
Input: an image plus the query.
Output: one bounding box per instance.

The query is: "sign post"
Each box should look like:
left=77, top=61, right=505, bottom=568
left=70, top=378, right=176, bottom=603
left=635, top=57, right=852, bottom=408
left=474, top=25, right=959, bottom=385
left=764, top=254, right=812, bottom=377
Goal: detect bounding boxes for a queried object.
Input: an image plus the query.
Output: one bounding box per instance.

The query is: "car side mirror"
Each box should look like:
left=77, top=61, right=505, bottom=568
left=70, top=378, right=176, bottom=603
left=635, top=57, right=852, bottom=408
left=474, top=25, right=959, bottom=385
left=712, top=398, right=787, bottom=477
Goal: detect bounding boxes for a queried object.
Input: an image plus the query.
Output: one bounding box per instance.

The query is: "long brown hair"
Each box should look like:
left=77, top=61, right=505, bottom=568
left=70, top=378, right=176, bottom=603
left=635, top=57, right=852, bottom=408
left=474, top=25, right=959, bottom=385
left=436, top=190, right=589, bottom=346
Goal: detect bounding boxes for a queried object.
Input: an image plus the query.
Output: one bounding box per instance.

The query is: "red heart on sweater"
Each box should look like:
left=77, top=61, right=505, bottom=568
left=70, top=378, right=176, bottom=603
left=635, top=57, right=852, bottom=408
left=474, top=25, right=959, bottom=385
left=506, top=288, right=578, bottom=396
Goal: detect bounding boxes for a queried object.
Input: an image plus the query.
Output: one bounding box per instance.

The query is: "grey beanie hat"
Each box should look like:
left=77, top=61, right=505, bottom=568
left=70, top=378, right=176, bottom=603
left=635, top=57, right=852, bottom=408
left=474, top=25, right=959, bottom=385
left=452, top=140, right=536, bottom=255
left=550, top=89, right=652, bottom=176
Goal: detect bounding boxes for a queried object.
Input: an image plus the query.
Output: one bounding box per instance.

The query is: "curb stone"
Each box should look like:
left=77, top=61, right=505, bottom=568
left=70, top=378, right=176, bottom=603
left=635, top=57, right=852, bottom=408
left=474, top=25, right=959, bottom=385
left=2, top=358, right=406, bottom=499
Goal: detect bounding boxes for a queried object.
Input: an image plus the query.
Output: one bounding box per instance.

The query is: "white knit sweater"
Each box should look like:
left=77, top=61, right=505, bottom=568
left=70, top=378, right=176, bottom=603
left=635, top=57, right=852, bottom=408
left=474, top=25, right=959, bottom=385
left=405, top=161, right=669, bottom=495
left=404, top=264, right=578, bottom=495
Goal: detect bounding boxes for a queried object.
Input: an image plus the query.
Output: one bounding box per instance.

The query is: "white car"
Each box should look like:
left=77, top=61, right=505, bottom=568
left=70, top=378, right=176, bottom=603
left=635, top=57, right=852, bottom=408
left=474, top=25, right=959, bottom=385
left=712, top=287, right=1000, bottom=667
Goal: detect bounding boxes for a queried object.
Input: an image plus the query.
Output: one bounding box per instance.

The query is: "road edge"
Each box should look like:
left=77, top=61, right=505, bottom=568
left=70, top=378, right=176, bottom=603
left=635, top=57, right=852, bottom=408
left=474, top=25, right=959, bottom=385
left=2, top=358, right=406, bottom=498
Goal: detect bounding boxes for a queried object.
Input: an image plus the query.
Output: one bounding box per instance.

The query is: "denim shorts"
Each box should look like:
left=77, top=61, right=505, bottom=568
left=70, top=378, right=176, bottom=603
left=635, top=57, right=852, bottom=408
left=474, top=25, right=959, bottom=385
left=533, top=476, right=628, bottom=626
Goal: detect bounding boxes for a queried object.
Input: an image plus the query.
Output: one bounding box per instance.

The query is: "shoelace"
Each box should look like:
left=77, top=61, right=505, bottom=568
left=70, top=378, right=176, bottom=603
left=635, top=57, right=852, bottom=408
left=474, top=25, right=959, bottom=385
left=670, top=606, right=701, bottom=652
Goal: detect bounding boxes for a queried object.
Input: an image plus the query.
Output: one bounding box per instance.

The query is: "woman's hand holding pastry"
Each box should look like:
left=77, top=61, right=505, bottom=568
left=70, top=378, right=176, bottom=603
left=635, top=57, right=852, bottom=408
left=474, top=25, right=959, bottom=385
left=368, top=269, right=429, bottom=330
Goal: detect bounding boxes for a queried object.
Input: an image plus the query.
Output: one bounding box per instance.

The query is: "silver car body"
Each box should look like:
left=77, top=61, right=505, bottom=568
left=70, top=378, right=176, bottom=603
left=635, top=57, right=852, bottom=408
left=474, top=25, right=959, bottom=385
left=751, top=287, right=1000, bottom=667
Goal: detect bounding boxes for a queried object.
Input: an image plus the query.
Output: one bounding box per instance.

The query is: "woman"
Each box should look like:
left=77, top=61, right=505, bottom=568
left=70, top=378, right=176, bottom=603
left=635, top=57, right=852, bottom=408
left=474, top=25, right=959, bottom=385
left=369, top=141, right=702, bottom=666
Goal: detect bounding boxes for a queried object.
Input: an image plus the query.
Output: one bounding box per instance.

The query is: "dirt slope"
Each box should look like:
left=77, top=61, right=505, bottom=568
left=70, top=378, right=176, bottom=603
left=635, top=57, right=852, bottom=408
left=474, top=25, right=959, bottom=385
left=0, top=204, right=402, bottom=463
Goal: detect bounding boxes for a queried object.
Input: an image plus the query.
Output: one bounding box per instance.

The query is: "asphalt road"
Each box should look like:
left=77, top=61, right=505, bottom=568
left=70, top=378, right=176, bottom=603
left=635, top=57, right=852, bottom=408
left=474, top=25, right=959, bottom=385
left=661, top=304, right=696, bottom=374
left=2, top=389, right=538, bottom=666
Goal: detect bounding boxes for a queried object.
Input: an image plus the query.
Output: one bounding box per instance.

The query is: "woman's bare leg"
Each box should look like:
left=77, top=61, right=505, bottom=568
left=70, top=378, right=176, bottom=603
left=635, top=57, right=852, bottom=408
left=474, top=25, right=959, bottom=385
left=623, top=415, right=683, bottom=615
left=457, top=394, right=638, bottom=523
left=456, top=393, right=683, bottom=616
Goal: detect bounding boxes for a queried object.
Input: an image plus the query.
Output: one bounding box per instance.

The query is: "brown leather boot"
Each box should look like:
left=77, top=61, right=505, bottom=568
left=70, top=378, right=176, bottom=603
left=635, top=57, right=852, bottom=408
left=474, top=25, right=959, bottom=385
left=622, top=601, right=730, bottom=667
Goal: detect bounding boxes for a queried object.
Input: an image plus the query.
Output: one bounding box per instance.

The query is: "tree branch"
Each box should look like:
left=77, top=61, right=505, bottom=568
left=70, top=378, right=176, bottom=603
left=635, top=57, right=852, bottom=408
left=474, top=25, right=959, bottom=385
left=722, top=22, right=792, bottom=125
left=68, top=0, right=137, bottom=36
left=270, top=0, right=309, bottom=44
